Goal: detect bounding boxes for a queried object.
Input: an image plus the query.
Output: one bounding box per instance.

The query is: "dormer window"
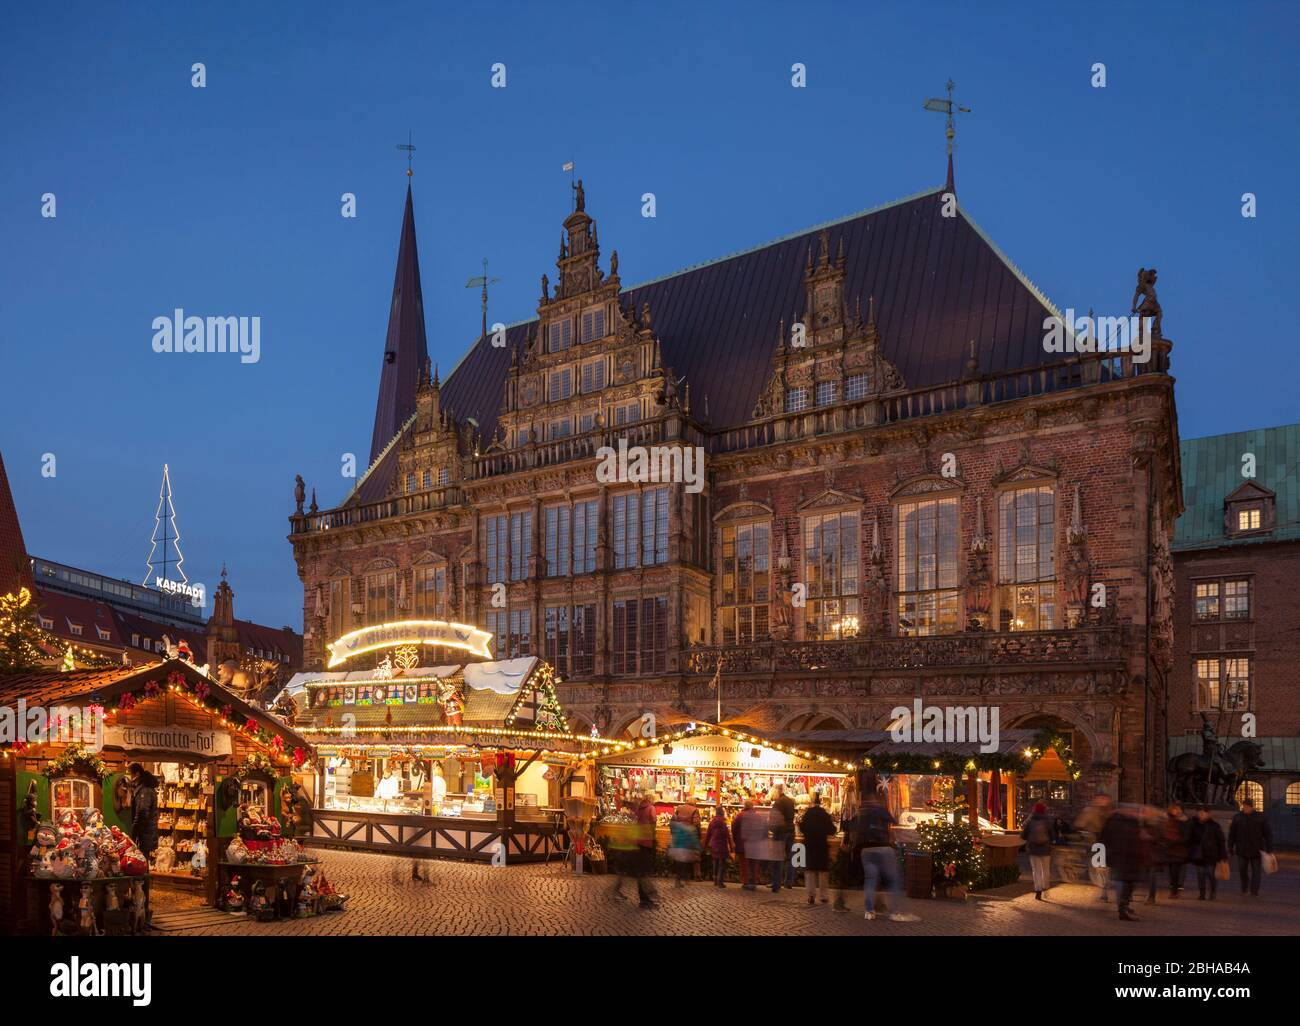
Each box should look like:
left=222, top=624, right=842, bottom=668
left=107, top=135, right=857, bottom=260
left=581, top=308, right=606, bottom=342
left=1223, top=481, right=1276, bottom=539
left=548, top=319, right=572, bottom=353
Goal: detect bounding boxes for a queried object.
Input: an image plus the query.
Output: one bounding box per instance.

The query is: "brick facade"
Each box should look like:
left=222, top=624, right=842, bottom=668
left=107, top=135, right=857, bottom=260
left=289, top=184, right=1181, bottom=806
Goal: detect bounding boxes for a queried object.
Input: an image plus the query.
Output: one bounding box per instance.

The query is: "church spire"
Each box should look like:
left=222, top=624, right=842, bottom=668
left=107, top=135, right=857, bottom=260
left=369, top=183, right=430, bottom=463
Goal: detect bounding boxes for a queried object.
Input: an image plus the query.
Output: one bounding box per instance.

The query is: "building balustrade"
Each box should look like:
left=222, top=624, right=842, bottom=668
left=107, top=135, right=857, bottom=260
left=684, top=626, right=1126, bottom=675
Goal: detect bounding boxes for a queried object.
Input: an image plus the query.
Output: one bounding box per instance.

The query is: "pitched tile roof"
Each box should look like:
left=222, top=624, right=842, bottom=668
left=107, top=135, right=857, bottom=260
left=1174, top=423, right=1300, bottom=551
left=355, top=183, right=1068, bottom=503
left=31, top=588, right=124, bottom=648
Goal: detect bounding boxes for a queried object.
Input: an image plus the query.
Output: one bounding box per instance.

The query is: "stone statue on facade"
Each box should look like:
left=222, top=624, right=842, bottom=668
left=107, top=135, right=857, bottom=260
left=1131, top=268, right=1162, bottom=338
left=294, top=475, right=305, bottom=514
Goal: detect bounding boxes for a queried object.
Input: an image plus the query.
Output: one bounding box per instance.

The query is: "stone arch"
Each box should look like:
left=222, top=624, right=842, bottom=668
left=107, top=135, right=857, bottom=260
left=1006, top=707, right=1102, bottom=768
left=780, top=709, right=851, bottom=732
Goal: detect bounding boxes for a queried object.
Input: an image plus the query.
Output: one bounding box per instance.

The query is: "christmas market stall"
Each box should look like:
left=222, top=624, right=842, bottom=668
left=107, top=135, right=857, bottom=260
left=288, top=656, right=607, bottom=863
left=592, top=724, right=854, bottom=860
left=0, top=658, right=315, bottom=935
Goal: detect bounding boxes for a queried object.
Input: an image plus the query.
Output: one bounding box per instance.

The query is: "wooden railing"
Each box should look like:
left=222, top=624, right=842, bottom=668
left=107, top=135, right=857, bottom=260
left=684, top=627, right=1125, bottom=675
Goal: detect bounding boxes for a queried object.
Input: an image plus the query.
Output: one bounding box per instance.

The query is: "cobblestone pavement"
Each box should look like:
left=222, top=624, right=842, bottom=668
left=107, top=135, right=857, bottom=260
left=159, top=849, right=1300, bottom=937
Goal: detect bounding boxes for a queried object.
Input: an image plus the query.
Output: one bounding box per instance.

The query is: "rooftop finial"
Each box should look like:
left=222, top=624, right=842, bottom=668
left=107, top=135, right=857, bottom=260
left=923, top=78, right=970, bottom=189
left=396, top=131, right=416, bottom=177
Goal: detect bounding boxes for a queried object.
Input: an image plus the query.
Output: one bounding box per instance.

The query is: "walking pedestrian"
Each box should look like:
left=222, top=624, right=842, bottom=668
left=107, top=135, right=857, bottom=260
left=732, top=801, right=752, bottom=889
left=1228, top=798, right=1274, bottom=897
left=633, top=790, right=660, bottom=908
left=771, top=784, right=797, bottom=888
left=799, top=792, right=835, bottom=905
left=128, top=763, right=159, bottom=931
left=1099, top=806, right=1149, bottom=921
left=1021, top=800, right=1056, bottom=900
left=1188, top=807, right=1226, bottom=900
left=668, top=802, right=701, bottom=887
left=854, top=785, right=918, bottom=922
left=1074, top=794, right=1113, bottom=902
left=1162, top=802, right=1191, bottom=898
left=704, top=806, right=732, bottom=888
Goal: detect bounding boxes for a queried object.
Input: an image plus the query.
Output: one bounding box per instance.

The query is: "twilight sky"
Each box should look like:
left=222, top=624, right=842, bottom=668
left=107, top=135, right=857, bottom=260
left=1, top=1, right=1296, bottom=627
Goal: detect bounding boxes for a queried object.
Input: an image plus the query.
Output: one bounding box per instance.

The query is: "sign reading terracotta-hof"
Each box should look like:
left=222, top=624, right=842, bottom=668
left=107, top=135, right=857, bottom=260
left=103, top=724, right=233, bottom=757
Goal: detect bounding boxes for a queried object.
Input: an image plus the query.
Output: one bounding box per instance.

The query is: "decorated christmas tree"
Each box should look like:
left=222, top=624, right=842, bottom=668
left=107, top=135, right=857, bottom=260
left=0, top=587, right=48, bottom=673
left=914, top=781, right=985, bottom=889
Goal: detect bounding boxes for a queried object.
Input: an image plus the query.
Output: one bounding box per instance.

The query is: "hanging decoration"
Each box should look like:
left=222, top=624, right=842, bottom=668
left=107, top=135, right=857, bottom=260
left=44, top=743, right=110, bottom=780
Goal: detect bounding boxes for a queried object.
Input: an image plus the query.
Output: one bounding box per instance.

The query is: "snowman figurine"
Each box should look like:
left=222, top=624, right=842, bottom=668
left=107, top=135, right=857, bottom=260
left=29, top=821, right=58, bottom=878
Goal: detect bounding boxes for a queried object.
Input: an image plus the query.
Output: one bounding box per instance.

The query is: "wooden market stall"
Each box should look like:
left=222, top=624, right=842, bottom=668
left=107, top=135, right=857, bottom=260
left=289, top=656, right=605, bottom=863
left=592, top=724, right=855, bottom=855
left=0, top=659, right=315, bottom=935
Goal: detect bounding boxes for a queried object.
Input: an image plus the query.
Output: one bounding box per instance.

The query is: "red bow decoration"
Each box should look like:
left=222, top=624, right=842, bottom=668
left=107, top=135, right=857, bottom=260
left=13, top=739, right=29, bottom=754
left=144, top=682, right=160, bottom=698
left=167, top=670, right=185, bottom=689
left=195, top=681, right=210, bottom=700
left=119, top=693, right=136, bottom=712
left=271, top=735, right=284, bottom=754
left=245, top=718, right=259, bottom=733
left=221, top=704, right=233, bottom=721
left=292, top=747, right=305, bottom=768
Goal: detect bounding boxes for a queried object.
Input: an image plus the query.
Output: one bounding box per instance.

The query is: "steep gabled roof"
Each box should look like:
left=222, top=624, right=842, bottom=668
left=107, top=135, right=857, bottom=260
left=369, top=185, right=431, bottom=464
left=0, top=451, right=33, bottom=597
left=361, top=182, right=1069, bottom=502
left=1174, top=423, right=1300, bottom=551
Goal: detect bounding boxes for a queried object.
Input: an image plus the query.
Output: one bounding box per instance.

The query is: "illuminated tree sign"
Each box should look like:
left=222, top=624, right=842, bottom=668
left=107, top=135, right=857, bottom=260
left=326, top=620, right=493, bottom=667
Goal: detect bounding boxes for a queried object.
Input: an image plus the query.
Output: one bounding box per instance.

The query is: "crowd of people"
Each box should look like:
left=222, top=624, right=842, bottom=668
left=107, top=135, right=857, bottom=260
left=605, top=781, right=919, bottom=922
left=603, top=779, right=1278, bottom=924
left=1037, top=794, right=1275, bottom=921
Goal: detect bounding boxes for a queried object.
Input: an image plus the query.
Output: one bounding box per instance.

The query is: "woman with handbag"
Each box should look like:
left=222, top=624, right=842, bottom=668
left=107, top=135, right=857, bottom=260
left=1188, top=808, right=1226, bottom=900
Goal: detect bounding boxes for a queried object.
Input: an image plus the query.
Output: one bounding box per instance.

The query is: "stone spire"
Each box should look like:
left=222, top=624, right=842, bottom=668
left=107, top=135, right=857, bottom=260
left=206, top=564, right=241, bottom=668
left=369, top=184, right=430, bottom=463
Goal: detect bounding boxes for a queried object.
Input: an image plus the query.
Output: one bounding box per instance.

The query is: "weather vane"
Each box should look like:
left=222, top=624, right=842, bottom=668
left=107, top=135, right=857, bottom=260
left=396, top=131, right=416, bottom=177
left=465, top=257, right=502, bottom=340
left=922, top=78, right=971, bottom=156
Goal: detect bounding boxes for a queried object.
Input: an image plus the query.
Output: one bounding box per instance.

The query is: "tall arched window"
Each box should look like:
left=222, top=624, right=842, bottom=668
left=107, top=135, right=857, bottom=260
left=998, top=485, right=1056, bottom=630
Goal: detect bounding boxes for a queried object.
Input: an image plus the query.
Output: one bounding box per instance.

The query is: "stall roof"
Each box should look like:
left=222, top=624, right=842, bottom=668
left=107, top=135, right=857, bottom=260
left=860, top=729, right=1040, bottom=759
left=0, top=658, right=314, bottom=757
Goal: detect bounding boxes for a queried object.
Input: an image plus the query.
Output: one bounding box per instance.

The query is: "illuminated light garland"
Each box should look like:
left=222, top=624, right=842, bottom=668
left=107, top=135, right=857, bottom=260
left=142, top=462, right=187, bottom=588
left=325, top=620, right=493, bottom=667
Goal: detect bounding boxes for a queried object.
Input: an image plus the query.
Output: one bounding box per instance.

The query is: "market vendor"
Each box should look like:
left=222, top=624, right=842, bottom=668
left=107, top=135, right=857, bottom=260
left=128, top=763, right=159, bottom=863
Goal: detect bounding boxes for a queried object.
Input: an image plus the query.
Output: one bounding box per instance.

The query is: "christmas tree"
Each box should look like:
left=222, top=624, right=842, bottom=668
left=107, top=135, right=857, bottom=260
left=914, top=781, right=985, bottom=889
left=0, top=588, right=52, bottom=674
left=143, top=463, right=186, bottom=588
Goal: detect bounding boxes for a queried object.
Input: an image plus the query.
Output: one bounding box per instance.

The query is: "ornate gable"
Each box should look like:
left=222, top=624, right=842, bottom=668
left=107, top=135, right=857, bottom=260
left=889, top=473, right=965, bottom=500
left=713, top=500, right=774, bottom=523
left=797, top=488, right=863, bottom=512
left=991, top=463, right=1057, bottom=488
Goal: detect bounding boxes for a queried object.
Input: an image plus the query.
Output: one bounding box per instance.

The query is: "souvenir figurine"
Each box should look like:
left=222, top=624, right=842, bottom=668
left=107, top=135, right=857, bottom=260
left=50, top=847, right=75, bottom=880
left=29, top=821, right=58, bottom=878
left=129, top=879, right=148, bottom=934
left=225, top=835, right=248, bottom=864
left=248, top=880, right=270, bottom=921
left=224, top=875, right=245, bottom=914
left=49, top=883, right=64, bottom=935
left=81, top=808, right=105, bottom=832
left=118, top=841, right=148, bottom=877
left=103, top=883, right=129, bottom=936
left=191, top=839, right=208, bottom=875
left=78, top=882, right=99, bottom=936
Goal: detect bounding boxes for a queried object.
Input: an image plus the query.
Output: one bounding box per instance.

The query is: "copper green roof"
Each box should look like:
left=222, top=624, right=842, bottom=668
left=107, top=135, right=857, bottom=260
left=1175, top=423, right=1300, bottom=551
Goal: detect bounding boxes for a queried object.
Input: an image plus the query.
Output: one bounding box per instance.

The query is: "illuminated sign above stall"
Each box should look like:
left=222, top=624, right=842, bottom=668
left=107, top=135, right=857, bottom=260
left=326, top=620, right=494, bottom=668
left=602, top=734, right=840, bottom=775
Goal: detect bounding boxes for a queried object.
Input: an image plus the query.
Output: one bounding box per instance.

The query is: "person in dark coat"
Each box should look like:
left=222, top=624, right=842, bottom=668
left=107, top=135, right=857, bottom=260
left=128, top=763, right=159, bottom=859
left=1228, top=798, right=1274, bottom=897
left=704, top=806, right=732, bottom=888
left=799, top=792, right=836, bottom=905
left=1021, top=801, right=1057, bottom=900
left=771, top=785, right=797, bottom=888
left=1157, top=803, right=1192, bottom=899
left=1188, top=808, right=1227, bottom=900
left=1098, top=806, right=1149, bottom=921
left=731, top=802, right=751, bottom=889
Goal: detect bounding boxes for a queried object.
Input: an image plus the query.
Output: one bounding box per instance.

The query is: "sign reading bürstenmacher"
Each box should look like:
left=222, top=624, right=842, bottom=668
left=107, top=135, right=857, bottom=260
left=102, top=724, right=233, bottom=756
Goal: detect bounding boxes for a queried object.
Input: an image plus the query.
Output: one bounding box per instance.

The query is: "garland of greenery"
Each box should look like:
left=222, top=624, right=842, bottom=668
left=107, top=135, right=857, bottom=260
left=864, top=729, right=1080, bottom=779
left=44, top=742, right=110, bottom=780
left=235, top=752, right=276, bottom=780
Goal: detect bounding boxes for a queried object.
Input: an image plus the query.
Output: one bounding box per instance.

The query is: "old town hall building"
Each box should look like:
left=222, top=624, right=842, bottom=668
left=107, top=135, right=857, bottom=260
left=288, top=170, right=1181, bottom=805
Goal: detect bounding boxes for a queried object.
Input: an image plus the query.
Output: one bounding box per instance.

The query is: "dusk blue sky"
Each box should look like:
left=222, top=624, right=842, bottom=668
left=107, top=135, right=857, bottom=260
left=2, top=2, right=1296, bottom=627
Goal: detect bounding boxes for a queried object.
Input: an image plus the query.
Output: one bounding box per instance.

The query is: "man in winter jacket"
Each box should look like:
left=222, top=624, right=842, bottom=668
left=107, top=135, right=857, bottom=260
left=771, top=785, right=797, bottom=888
left=1188, top=808, right=1227, bottom=900
left=1098, top=806, right=1150, bottom=922
left=1228, top=799, right=1274, bottom=896
left=798, top=792, right=836, bottom=905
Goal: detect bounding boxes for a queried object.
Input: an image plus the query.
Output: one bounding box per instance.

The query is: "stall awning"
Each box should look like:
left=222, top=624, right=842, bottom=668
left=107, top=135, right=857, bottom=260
left=1023, top=747, right=1072, bottom=782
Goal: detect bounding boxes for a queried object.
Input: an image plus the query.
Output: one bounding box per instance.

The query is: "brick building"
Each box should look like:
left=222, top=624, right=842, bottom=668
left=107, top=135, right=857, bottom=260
left=1167, top=423, right=1300, bottom=841
left=288, top=172, right=1181, bottom=805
